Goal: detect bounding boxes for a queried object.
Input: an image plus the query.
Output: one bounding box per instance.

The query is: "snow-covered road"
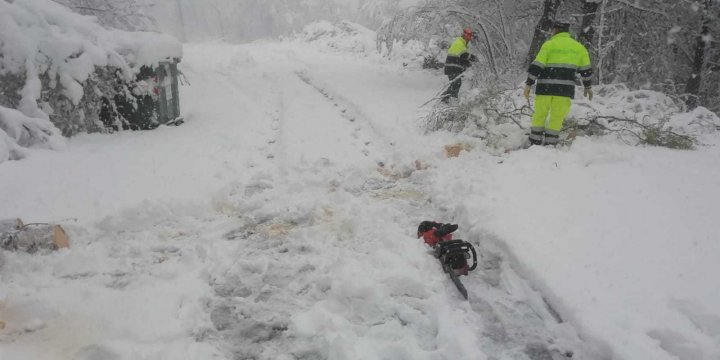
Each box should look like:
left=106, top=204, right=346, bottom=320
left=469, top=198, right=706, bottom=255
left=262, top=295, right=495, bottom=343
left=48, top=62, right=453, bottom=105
left=2, top=30, right=720, bottom=360
left=178, top=40, right=589, bottom=359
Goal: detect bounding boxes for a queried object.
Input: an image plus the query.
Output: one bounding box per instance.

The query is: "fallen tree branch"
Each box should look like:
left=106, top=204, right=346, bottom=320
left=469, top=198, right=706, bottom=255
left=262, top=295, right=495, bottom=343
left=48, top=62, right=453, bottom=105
left=484, top=105, right=531, bottom=129
left=566, top=114, right=697, bottom=149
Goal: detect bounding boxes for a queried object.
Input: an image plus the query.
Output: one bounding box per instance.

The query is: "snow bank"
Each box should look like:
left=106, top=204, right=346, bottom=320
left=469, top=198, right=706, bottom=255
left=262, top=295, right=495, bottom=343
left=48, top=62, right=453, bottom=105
left=571, top=84, right=720, bottom=137
left=429, top=136, right=720, bottom=360
left=0, top=203, right=224, bottom=360
left=288, top=20, right=377, bottom=55
left=0, top=0, right=182, bottom=161
left=421, top=82, right=720, bottom=360
left=448, top=84, right=720, bottom=153
left=287, top=20, right=441, bottom=70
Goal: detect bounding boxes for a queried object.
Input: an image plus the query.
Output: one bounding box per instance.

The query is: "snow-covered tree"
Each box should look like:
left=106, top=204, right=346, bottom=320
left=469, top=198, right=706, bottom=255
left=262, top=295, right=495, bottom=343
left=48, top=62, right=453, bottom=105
left=526, top=0, right=561, bottom=67
left=377, top=0, right=720, bottom=112
left=378, top=0, right=534, bottom=81
left=52, top=0, right=157, bottom=31
left=0, top=0, right=181, bottom=162
left=578, top=0, right=719, bottom=111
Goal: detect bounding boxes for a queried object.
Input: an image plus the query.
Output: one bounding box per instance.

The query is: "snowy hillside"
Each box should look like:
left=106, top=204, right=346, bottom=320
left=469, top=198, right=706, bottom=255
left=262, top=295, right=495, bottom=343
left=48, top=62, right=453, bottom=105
left=1, top=21, right=720, bottom=360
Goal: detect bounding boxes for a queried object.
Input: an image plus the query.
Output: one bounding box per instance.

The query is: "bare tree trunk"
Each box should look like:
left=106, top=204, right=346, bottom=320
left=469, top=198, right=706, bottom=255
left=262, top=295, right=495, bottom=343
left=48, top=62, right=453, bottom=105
left=595, top=0, right=608, bottom=84
left=526, top=0, right=561, bottom=66
left=578, top=0, right=601, bottom=47
left=685, top=0, right=711, bottom=109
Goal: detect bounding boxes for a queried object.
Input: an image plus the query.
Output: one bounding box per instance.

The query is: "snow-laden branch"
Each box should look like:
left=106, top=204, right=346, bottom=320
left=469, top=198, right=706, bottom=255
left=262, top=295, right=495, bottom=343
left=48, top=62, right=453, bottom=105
left=0, top=106, right=65, bottom=163
left=378, top=2, right=518, bottom=78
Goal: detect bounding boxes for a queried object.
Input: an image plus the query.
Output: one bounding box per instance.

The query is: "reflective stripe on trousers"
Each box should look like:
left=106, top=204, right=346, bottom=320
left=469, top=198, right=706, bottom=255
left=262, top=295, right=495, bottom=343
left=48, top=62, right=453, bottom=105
left=544, top=133, right=560, bottom=145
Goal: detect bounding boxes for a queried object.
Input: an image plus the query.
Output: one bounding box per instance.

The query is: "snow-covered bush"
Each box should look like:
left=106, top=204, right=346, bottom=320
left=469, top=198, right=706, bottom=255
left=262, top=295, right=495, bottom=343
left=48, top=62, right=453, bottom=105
left=0, top=106, right=65, bottom=162
left=288, top=20, right=377, bottom=55
left=0, top=0, right=181, bottom=163
left=287, top=19, right=446, bottom=71
left=565, top=84, right=720, bottom=149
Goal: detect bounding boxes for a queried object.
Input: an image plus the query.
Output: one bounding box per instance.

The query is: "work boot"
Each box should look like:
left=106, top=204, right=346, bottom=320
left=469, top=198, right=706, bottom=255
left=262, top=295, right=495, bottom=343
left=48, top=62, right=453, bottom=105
left=544, top=133, right=559, bottom=147
left=528, top=127, right=544, bottom=146
left=528, top=137, right=543, bottom=146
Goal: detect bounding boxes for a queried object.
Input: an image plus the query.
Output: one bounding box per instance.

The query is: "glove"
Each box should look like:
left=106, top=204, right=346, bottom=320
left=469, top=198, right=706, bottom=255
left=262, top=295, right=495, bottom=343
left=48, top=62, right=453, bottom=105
left=523, top=85, right=531, bottom=101
left=584, top=87, right=593, bottom=101
left=469, top=54, right=478, bottom=63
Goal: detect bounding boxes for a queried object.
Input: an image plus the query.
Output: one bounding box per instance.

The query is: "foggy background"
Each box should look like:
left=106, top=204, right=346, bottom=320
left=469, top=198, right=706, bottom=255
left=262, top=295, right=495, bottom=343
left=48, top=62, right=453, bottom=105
left=145, top=0, right=421, bottom=42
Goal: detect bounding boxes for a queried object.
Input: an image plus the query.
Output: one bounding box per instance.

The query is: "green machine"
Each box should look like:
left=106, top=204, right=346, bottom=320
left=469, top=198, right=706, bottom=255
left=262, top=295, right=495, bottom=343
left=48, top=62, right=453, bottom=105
left=156, top=58, right=183, bottom=126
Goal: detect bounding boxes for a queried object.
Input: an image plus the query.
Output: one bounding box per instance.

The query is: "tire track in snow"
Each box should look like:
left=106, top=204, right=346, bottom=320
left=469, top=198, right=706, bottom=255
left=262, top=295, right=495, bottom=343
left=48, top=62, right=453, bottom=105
left=294, top=69, right=395, bottom=162
left=200, top=59, right=409, bottom=359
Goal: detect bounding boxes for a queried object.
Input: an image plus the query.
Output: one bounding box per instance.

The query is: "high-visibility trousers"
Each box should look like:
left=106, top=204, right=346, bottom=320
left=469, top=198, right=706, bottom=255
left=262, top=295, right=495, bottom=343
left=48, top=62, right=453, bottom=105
left=530, top=95, right=571, bottom=145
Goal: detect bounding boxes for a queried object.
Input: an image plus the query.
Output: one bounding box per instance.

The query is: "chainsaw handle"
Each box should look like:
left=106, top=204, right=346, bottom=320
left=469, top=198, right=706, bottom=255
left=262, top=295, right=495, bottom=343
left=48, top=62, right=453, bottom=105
left=467, top=243, right=477, bottom=271
left=434, top=223, right=458, bottom=238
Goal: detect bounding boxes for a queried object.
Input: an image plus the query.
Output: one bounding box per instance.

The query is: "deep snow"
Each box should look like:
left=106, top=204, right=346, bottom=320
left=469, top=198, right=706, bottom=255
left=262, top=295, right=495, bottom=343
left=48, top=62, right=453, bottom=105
left=2, top=25, right=720, bottom=360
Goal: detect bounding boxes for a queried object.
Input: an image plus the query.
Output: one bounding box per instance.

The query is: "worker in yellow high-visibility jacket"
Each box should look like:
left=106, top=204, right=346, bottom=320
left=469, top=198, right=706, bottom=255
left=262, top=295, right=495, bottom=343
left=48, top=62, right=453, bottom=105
left=442, top=28, right=477, bottom=104
left=524, top=20, right=593, bottom=146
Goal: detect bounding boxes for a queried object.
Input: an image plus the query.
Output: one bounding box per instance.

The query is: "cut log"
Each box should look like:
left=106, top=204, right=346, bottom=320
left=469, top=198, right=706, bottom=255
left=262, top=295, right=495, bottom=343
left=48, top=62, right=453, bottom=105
left=1, top=218, right=70, bottom=253
left=53, top=225, right=69, bottom=249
